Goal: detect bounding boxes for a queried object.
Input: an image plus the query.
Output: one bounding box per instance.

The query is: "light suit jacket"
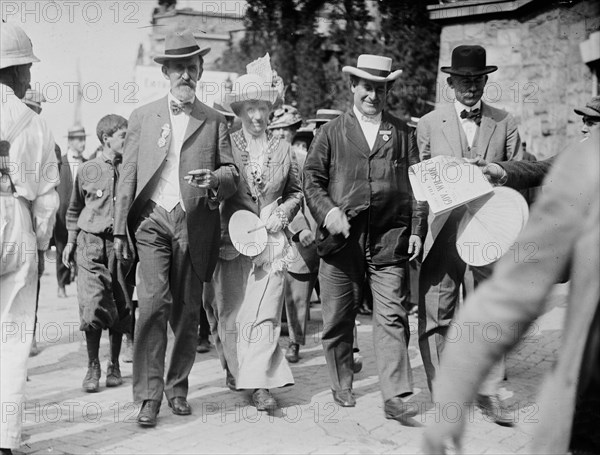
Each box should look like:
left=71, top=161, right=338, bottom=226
left=114, top=96, right=239, bottom=282
left=432, top=130, right=600, bottom=454
left=416, top=101, right=522, bottom=259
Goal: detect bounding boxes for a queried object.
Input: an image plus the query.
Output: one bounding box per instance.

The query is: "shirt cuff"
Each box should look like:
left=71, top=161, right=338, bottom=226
left=488, top=163, right=508, bottom=185
left=323, top=207, right=339, bottom=228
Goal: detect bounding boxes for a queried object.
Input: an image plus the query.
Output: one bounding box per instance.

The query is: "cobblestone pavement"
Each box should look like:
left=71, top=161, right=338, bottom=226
left=16, top=254, right=566, bottom=455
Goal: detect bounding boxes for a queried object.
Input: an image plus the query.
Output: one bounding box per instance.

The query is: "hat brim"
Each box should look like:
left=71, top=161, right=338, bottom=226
left=154, top=47, right=211, bottom=65
left=574, top=107, right=600, bottom=118
left=65, top=133, right=89, bottom=138
left=0, top=54, right=40, bottom=70
left=440, top=66, right=498, bottom=76
left=342, top=66, right=403, bottom=82
left=267, top=119, right=302, bottom=130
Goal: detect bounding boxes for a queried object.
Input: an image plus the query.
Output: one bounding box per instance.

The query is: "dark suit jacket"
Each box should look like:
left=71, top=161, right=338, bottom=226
left=303, top=110, right=427, bottom=265
left=499, top=156, right=555, bottom=190
left=417, top=102, right=522, bottom=259
left=114, top=96, right=239, bottom=282
left=55, top=154, right=74, bottom=244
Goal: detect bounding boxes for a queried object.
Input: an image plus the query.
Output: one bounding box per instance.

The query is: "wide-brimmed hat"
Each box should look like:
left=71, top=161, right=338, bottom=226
left=0, top=23, right=40, bottom=70
left=441, top=45, right=497, bottom=77
left=153, top=30, right=211, bottom=65
left=212, top=101, right=236, bottom=118
left=267, top=105, right=302, bottom=130
left=66, top=125, right=88, bottom=139
left=574, top=96, right=600, bottom=119
left=307, top=109, right=344, bottom=124
left=224, top=74, right=280, bottom=116
left=342, top=55, right=402, bottom=83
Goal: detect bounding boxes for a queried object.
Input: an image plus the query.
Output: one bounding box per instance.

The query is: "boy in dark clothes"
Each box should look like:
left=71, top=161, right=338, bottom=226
left=63, top=114, right=132, bottom=392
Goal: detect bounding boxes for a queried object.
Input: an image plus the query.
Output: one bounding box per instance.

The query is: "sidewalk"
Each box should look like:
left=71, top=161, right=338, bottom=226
left=18, top=255, right=565, bottom=454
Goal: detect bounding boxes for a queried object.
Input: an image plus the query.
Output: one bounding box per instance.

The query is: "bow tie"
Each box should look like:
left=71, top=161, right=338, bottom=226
left=170, top=100, right=193, bottom=116
left=361, top=114, right=381, bottom=125
left=460, top=108, right=481, bottom=126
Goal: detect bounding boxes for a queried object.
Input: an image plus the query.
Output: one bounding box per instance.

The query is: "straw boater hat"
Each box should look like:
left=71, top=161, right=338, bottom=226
left=306, top=109, right=344, bottom=125
left=224, top=74, right=280, bottom=116
left=66, top=125, right=88, bottom=139
left=441, top=45, right=498, bottom=76
left=574, top=96, right=600, bottom=119
left=0, top=22, right=40, bottom=70
left=153, top=30, right=211, bottom=65
left=267, top=105, right=302, bottom=130
left=342, top=54, right=403, bottom=83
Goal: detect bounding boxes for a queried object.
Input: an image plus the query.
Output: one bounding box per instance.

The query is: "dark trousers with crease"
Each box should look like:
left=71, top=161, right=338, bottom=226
left=319, top=215, right=413, bottom=401
left=133, top=201, right=201, bottom=403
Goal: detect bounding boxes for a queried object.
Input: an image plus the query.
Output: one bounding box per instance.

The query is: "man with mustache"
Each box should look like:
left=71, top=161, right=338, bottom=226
left=114, top=30, right=239, bottom=427
left=416, top=45, right=522, bottom=426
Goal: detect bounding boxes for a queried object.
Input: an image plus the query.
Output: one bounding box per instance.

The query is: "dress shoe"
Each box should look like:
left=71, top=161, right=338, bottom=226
left=106, top=360, right=122, bottom=387
left=384, top=396, right=422, bottom=427
left=121, top=336, right=133, bottom=363
left=252, top=389, right=277, bottom=411
left=285, top=342, right=300, bottom=363
left=196, top=338, right=211, bottom=353
left=57, top=286, right=67, bottom=298
left=353, top=354, right=363, bottom=374
left=476, top=394, right=515, bottom=427
left=225, top=369, right=237, bottom=391
left=137, top=399, right=160, bottom=427
left=82, top=359, right=101, bottom=393
left=168, top=397, right=191, bottom=416
left=332, top=389, right=356, bottom=407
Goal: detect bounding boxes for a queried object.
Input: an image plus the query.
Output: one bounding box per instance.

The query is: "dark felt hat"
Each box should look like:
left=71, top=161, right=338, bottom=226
left=441, top=45, right=498, bottom=76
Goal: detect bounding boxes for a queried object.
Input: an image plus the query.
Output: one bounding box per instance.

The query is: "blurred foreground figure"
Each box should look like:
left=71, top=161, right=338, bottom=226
left=423, top=129, right=600, bottom=455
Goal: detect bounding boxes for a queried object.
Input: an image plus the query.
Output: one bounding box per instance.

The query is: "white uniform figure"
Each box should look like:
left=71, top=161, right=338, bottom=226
left=0, top=23, right=59, bottom=452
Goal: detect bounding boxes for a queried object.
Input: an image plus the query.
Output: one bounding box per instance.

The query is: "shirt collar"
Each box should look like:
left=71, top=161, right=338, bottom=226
left=353, top=105, right=382, bottom=125
left=67, top=147, right=83, bottom=163
left=454, top=99, right=482, bottom=118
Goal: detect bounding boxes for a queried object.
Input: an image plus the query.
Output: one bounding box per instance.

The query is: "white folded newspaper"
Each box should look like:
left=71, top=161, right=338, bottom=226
left=409, top=155, right=493, bottom=215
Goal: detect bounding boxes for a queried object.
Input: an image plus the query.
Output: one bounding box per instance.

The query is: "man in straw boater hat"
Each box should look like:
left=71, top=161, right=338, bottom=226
left=304, top=54, right=427, bottom=426
left=416, top=44, right=522, bottom=426
left=54, top=124, right=88, bottom=298
left=0, top=22, right=59, bottom=454
left=113, top=29, right=239, bottom=427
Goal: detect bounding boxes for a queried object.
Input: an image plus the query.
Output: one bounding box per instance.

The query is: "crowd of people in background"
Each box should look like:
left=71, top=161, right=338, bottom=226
left=2, top=22, right=600, bottom=455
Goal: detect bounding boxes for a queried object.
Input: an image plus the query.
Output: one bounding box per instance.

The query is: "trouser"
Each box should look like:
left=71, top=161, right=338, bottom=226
left=1, top=196, right=38, bottom=449
left=198, top=304, right=210, bottom=340
left=132, top=202, right=200, bottom=402
left=418, top=213, right=504, bottom=397
left=54, top=223, right=72, bottom=288
left=284, top=271, right=318, bottom=345
left=319, top=219, right=413, bottom=401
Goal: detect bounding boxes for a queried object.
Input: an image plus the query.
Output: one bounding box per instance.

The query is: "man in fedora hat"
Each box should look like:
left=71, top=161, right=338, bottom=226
left=54, top=124, right=87, bottom=298
left=416, top=44, right=522, bottom=426
left=304, top=54, right=427, bottom=426
left=114, top=29, right=239, bottom=427
left=574, top=95, right=600, bottom=139
left=1, top=22, right=59, bottom=454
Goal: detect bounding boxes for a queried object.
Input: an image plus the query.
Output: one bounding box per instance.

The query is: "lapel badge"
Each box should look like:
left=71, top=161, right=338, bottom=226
left=382, top=134, right=390, bottom=142
left=158, top=123, right=170, bottom=148
left=157, top=137, right=167, bottom=148
left=96, top=189, right=103, bottom=198
left=379, top=130, right=391, bottom=142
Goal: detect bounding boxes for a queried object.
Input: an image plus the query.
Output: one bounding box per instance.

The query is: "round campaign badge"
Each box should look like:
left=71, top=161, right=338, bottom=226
left=229, top=210, right=268, bottom=257
left=382, top=134, right=390, bottom=141
left=96, top=189, right=103, bottom=198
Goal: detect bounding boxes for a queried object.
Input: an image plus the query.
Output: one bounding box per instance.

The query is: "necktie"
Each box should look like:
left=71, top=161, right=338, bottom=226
left=460, top=108, right=481, bottom=126
left=170, top=100, right=192, bottom=116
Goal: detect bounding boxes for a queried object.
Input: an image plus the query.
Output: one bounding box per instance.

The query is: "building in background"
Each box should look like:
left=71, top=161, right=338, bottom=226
left=428, top=0, right=599, bottom=159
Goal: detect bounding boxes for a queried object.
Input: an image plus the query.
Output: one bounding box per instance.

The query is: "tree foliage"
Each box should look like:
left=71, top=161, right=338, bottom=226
left=217, top=0, right=440, bottom=120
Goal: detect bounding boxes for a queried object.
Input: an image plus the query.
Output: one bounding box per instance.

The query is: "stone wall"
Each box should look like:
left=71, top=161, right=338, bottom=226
left=435, top=0, right=599, bottom=159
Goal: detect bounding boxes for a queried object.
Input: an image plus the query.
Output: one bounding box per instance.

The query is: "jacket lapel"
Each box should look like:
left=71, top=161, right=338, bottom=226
left=183, top=99, right=207, bottom=146
left=371, top=114, right=394, bottom=156
left=477, top=103, right=496, bottom=159
left=441, top=105, right=463, bottom=158
left=148, top=96, right=172, bottom=172
left=345, top=111, right=370, bottom=155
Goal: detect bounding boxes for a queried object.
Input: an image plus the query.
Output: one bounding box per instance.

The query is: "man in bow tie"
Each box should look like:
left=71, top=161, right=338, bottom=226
left=304, top=54, right=427, bottom=426
left=416, top=45, right=522, bottom=426
left=114, top=30, right=239, bottom=427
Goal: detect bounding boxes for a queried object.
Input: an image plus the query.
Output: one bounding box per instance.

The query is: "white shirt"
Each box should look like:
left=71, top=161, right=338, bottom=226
left=0, top=84, right=59, bottom=249
left=454, top=100, right=481, bottom=148
left=151, top=92, right=192, bottom=212
left=242, top=126, right=268, bottom=170
left=353, top=105, right=381, bottom=150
